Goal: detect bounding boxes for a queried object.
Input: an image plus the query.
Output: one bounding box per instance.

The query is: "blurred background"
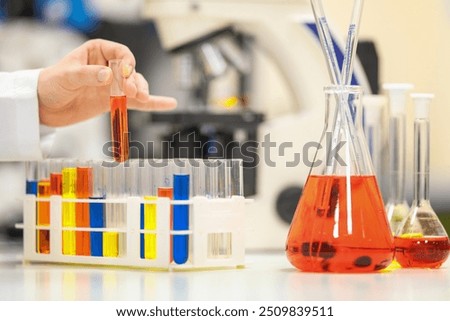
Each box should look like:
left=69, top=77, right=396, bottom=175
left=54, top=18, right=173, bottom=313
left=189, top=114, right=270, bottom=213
left=0, top=0, right=449, bottom=249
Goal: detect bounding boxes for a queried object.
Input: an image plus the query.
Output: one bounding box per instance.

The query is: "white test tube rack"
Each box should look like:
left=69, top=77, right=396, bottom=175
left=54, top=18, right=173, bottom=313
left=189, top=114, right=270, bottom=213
left=20, top=195, right=248, bottom=270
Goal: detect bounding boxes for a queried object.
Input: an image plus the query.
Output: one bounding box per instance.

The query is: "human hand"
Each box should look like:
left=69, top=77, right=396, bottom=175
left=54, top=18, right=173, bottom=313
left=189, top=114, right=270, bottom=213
left=37, top=39, right=177, bottom=127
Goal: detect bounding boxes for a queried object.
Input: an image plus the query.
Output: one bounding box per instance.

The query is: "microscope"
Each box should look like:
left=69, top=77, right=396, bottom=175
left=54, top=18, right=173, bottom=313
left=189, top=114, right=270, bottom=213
left=140, top=0, right=372, bottom=249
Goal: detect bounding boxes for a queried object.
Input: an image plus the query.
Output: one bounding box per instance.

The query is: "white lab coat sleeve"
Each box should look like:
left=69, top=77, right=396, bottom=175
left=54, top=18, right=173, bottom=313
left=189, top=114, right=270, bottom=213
left=0, top=69, right=55, bottom=161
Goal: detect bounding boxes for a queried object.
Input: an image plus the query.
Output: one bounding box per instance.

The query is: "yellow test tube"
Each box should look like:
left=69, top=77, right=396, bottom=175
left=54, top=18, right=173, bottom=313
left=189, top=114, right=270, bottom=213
left=62, top=168, right=76, bottom=255
left=102, top=164, right=124, bottom=258
left=144, top=196, right=157, bottom=259
left=103, top=232, right=119, bottom=257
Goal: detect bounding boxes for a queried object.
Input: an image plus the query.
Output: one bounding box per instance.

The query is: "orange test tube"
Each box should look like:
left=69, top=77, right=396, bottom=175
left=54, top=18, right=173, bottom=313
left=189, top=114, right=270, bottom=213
left=37, top=180, right=51, bottom=254
left=50, top=173, right=62, bottom=195
left=109, top=59, right=129, bottom=163
left=76, top=167, right=93, bottom=256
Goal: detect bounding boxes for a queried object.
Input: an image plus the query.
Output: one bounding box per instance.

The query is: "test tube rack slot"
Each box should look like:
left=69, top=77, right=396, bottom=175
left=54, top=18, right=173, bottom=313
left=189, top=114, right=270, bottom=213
left=21, top=195, right=247, bottom=270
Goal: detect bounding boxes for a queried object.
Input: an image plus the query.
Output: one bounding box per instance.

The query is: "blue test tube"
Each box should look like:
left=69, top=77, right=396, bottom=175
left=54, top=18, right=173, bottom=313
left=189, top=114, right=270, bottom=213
left=89, top=161, right=105, bottom=257
left=173, top=174, right=190, bottom=264
left=25, top=161, right=39, bottom=195
left=89, top=197, right=104, bottom=257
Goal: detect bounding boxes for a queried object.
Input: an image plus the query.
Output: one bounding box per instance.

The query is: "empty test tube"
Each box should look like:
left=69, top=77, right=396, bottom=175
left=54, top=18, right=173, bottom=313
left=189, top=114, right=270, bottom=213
left=205, top=159, right=235, bottom=258
left=76, top=166, right=93, bottom=256
left=62, top=167, right=77, bottom=255
left=229, top=159, right=244, bottom=197
left=191, top=159, right=205, bottom=196
left=205, top=160, right=219, bottom=199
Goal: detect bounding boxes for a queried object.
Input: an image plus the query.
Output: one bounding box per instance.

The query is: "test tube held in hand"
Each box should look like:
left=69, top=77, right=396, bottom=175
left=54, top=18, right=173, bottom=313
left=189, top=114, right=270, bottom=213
left=109, top=60, right=129, bottom=163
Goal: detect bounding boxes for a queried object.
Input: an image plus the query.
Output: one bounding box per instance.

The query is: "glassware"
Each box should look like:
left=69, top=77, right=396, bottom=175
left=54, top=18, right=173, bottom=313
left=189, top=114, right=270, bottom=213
left=394, top=93, right=449, bottom=268
left=362, top=94, right=388, bottom=200
left=109, top=59, right=129, bottom=163
left=383, top=83, right=413, bottom=234
left=285, top=85, right=394, bottom=273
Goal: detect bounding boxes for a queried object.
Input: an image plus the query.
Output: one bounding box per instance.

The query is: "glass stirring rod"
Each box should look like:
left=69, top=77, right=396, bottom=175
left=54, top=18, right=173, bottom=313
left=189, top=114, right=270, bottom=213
left=109, top=60, right=130, bottom=163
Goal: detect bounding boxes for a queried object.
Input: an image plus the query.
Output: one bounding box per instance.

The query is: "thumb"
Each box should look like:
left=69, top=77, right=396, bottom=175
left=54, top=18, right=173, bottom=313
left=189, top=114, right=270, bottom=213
left=66, top=65, right=112, bottom=88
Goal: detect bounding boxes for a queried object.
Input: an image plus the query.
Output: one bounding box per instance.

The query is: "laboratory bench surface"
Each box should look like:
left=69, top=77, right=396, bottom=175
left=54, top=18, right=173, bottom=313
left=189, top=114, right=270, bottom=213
left=1, top=239, right=450, bottom=301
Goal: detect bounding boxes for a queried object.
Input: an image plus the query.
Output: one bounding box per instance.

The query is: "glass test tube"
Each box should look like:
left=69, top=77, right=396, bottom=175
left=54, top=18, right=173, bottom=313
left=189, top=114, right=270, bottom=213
left=103, top=162, right=124, bottom=257
left=229, top=159, right=244, bottom=197
left=25, top=161, right=38, bottom=195
left=383, top=83, right=413, bottom=234
left=75, top=166, right=93, bottom=256
left=173, top=174, right=190, bottom=264
left=158, top=184, right=173, bottom=263
left=37, top=159, right=63, bottom=255
left=191, top=159, right=206, bottom=197
left=138, top=160, right=157, bottom=259
left=143, top=195, right=158, bottom=259
left=62, top=167, right=77, bottom=255
left=37, top=180, right=51, bottom=254
left=362, top=95, right=386, bottom=192
left=109, top=60, right=129, bottom=163
left=205, top=159, right=233, bottom=258
left=205, top=159, right=219, bottom=199
left=89, top=160, right=106, bottom=257
left=50, top=159, right=63, bottom=196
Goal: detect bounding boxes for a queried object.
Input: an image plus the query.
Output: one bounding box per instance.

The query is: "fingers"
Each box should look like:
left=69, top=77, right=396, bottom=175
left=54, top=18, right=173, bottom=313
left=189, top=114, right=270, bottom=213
left=123, top=72, right=151, bottom=100
left=65, top=65, right=113, bottom=89
left=128, top=95, right=177, bottom=111
left=135, top=73, right=150, bottom=101
left=84, top=39, right=136, bottom=77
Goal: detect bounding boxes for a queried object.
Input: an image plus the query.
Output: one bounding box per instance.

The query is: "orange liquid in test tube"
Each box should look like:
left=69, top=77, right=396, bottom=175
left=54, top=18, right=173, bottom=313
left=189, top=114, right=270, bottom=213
left=76, top=167, right=93, bottom=256
left=50, top=173, right=62, bottom=196
left=37, top=180, right=51, bottom=254
left=109, top=59, right=129, bottom=163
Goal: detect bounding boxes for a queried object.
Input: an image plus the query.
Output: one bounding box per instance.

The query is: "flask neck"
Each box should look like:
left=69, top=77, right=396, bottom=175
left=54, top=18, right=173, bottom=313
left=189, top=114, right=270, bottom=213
left=320, top=85, right=374, bottom=176
left=324, top=92, right=362, bottom=131
left=413, top=119, right=430, bottom=203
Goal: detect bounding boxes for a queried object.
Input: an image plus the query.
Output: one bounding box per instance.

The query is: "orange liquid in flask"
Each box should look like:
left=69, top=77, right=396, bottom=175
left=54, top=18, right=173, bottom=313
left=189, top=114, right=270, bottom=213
left=394, top=236, right=450, bottom=268
left=286, top=175, right=394, bottom=273
left=110, top=95, right=129, bottom=162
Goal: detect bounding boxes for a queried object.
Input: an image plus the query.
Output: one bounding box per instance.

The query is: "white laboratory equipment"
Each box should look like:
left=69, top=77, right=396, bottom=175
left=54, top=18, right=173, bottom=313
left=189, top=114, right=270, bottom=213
left=139, top=0, right=371, bottom=249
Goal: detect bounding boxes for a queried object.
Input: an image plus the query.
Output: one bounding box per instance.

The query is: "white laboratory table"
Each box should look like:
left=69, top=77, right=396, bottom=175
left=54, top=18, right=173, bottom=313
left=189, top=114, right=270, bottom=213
left=1, top=239, right=449, bottom=301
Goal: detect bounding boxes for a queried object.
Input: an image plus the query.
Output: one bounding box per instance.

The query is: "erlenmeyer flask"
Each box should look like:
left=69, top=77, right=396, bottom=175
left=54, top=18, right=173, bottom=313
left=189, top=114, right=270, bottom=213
left=394, top=94, right=450, bottom=268
left=286, top=85, right=394, bottom=273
